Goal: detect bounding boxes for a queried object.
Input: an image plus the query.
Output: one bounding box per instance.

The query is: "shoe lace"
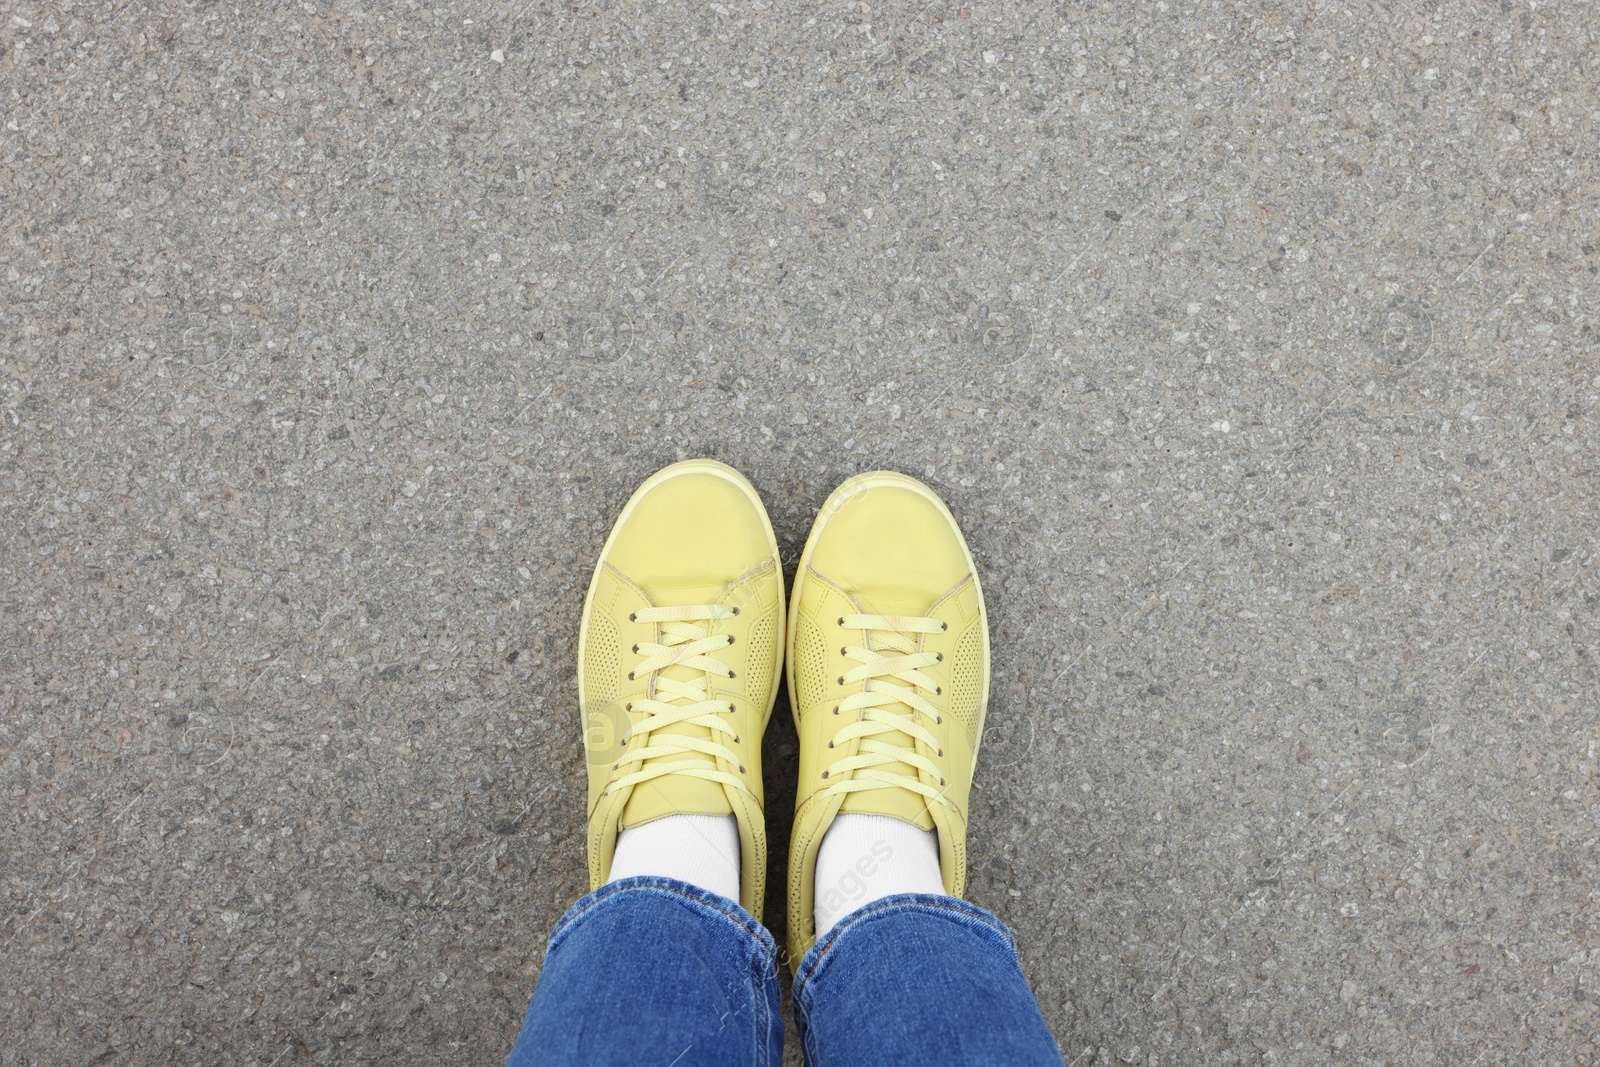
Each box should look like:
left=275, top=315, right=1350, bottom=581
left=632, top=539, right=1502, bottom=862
left=605, top=604, right=752, bottom=796
left=818, top=613, right=953, bottom=810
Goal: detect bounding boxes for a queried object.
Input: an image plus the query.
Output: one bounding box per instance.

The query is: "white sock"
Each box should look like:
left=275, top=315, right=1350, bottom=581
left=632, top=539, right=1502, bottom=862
left=607, top=814, right=742, bottom=903
left=814, top=813, right=945, bottom=936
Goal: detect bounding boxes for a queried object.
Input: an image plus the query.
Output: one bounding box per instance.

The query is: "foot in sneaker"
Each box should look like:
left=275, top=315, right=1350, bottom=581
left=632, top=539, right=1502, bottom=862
left=578, top=460, right=785, bottom=913
left=785, top=471, right=990, bottom=967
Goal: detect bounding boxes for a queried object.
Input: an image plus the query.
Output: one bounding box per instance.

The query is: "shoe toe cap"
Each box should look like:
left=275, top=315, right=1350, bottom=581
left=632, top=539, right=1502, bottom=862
left=808, top=478, right=971, bottom=613
left=608, top=466, right=774, bottom=599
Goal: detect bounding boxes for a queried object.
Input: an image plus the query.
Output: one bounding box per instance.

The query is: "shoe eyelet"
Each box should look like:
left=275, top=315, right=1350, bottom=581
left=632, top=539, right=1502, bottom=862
left=625, top=702, right=633, bottom=711
left=935, top=653, right=944, bottom=662
left=937, top=748, right=944, bottom=756
left=739, top=765, right=747, bottom=774
left=837, top=617, right=845, bottom=626
left=731, top=607, right=740, bottom=616
left=832, top=706, right=840, bottom=715
left=629, top=613, right=637, bottom=622
left=935, top=716, right=943, bottom=724
left=729, top=702, right=737, bottom=712
left=939, top=777, right=947, bottom=786
left=836, top=676, right=845, bottom=685
left=728, top=670, right=737, bottom=679
left=728, top=635, right=736, bottom=645
left=940, top=622, right=948, bottom=632
left=821, top=771, right=830, bottom=779
left=627, top=671, right=635, bottom=680
left=733, top=734, right=741, bottom=743
left=934, top=686, right=942, bottom=696
left=827, top=740, right=834, bottom=748
left=631, top=643, right=640, bottom=653
left=840, top=647, right=847, bottom=656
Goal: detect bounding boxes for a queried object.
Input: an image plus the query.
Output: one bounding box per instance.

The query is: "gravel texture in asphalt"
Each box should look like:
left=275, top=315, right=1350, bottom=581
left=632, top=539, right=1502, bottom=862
left=3, top=2, right=1597, bottom=1064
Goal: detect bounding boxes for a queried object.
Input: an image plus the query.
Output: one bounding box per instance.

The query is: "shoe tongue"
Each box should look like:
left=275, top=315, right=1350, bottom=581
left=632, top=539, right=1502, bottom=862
left=621, top=606, right=734, bottom=827
left=652, top=584, right=727, bottom=608
left=840, top=755, right=935, bottom=829
left=850, top=591, right=932, bottom=617
left=838, top=637, right=937, bottom=831
left=622, top=773, right=731, bottom=824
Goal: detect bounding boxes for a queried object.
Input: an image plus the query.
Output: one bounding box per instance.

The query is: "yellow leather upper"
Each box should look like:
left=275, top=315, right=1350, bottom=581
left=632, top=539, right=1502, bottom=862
left=579, top=461, right=783, bottom=917
left=805, top=483, right=972, bottom=616
left=785, top=472, right=990, bottom=970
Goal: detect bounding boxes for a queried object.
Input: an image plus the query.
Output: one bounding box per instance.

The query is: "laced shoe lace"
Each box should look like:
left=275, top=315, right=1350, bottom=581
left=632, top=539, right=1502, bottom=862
left=818, top=613, right=953, bottom=810
left=603, top=604, right=752, bottom=797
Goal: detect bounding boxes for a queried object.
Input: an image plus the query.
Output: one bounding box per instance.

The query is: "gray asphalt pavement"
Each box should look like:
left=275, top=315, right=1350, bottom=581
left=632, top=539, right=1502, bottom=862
left=2, top=2, right=1597, bottom=1064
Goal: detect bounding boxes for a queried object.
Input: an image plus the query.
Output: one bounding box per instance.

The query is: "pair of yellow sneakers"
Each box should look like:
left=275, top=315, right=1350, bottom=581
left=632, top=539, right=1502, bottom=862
left=577, top=460, right=989, bottom=969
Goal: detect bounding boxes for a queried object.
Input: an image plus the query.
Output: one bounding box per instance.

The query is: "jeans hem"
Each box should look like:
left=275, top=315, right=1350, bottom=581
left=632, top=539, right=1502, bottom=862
left=546, top=875, right=774, bottom=960
left=791, top=892, right=1019, bottom=997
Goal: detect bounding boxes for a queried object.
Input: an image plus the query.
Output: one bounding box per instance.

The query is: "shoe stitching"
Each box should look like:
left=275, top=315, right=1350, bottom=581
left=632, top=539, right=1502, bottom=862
left=723, top=557, right=778, bottom=597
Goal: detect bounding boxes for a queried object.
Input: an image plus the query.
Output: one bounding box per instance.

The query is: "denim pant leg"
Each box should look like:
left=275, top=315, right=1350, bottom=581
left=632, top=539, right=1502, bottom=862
left=506, top=876, right=784, bottom=1067
left=793, top=893, right=1064, bottom=1067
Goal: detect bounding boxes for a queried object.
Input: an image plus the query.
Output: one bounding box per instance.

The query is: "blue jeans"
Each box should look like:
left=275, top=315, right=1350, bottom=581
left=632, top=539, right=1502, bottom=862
left=506, top=876, right=1063, bottom=1066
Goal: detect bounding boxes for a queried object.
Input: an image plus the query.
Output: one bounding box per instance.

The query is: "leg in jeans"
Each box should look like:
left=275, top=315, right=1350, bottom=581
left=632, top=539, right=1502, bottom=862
left=794, top=893, right=1064, bottom=1067
left=785, top=473, right=1061, bottom=1062
left=506, top=877, right=783, bottom=1067
left=505, top=463, right=787, bottom=1063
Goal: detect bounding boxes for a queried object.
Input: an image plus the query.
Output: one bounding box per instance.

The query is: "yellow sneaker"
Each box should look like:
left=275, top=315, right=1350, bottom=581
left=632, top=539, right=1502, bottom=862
left=784, top=471, right=990, bottom=969
left=578, top=460, right=785, bottom=916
